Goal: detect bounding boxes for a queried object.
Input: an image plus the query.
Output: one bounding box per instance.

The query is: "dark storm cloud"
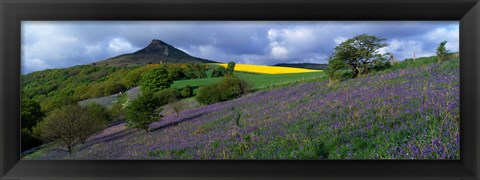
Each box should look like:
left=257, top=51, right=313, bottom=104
left=21, top=21, right=458, bottom=74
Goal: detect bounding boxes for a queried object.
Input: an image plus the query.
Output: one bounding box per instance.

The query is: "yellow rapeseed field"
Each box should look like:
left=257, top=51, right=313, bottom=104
left=218, top=63, right=322, bottom=74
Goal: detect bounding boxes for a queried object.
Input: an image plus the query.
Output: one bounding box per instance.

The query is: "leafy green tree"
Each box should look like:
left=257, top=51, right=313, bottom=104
left=332, top=34, right=388, bottom=78
left=85, top=102, right=111, bottom=121
left=33, top=105, right=105, bottom=153
left=140, top=66, right=173, bottom=93
left=325, top=55, right=347, bottom=86
left=226, top=61, right=236, bottom=74
left=20, top=97, right=45, bottom=151
left=80, top=103, right=109, bottom=143
left=125, top=92, right=164, bottom=133
left=372, top=53, right=392, bottom=71
left=86, top=83, right=108, bottom=98
left=436, top=41, right=449, bottom=62
left=184, top=63, right=207, bottom=79
left=40, top=96, right=77, bottom=113
left=123, top=66, right=152, bottom=88
left=21, top=98, right=45, bottom=129
left=86, top=81, right=127, bottom=98
left=167, top=65, right=186, bottom=80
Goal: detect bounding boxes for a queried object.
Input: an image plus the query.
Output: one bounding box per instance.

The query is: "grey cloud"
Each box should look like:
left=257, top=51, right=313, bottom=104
left=21, top=21, right=459, bottom=74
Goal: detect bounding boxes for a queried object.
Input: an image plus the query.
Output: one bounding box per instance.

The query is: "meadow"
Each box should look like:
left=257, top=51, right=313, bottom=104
left=23, top=57, right=459, bottom=160
left=171, top=70, right=326, bottom=93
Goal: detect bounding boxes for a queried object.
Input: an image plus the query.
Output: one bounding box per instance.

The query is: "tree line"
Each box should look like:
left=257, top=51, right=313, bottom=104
left=21, top=63, right=210, bottom=113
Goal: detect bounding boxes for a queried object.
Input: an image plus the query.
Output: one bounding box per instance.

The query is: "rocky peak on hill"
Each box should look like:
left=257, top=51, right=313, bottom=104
left=95, top=39, right=217, bottom=66
left=134, top=39, right=175, bottom=56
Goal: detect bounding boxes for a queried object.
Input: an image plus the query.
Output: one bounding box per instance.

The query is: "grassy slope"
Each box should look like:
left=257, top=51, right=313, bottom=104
left=72, top=67, right=324, bottom=109
left=172, top=71, right=326, bottom=93
left=24, top=56, right=459, bottom=160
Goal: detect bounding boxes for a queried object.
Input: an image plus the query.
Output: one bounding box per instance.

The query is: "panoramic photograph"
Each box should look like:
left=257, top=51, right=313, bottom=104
left=20, top=21, right=459, bottom=160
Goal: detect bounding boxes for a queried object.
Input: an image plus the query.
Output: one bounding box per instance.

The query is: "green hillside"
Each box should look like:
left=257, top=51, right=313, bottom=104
left=23, top=55, right=459, bottom=160
left=21, top=65, right=135, bottom=112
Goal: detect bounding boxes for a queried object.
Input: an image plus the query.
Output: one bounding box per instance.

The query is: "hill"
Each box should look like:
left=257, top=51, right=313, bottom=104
left=273, top=63, right=328, bottom=70
left=95, top=39, right=217, bottom=66
left=21, top=62, right=324, bottom=113
left=21, top=65, right=135, bottom=112
left=24, top=56, right=459, bottom=160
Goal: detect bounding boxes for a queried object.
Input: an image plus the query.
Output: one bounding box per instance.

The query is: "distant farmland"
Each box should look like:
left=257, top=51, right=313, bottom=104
left=172, top=66, right=325, bottom=93
left=218, top=63, right=322, bottom=74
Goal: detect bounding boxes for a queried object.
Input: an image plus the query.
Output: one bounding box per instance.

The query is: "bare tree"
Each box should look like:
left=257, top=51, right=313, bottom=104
left=33, top=105, right=106, bottom=153
left=171, top=101, right=185, bottom=116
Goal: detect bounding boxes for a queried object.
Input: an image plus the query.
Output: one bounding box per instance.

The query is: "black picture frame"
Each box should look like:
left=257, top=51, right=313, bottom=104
left=1, top=0, right=479, bottom=179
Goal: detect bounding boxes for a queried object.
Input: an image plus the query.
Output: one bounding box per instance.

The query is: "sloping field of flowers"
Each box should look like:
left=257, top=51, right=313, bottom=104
left=26, top=59, right=459, bottom=160
left=218, top=63, right=322, bottom=74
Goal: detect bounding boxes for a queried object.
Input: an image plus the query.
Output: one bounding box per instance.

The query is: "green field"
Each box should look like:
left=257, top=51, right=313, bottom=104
left=171, top=71, right=326, bottom=93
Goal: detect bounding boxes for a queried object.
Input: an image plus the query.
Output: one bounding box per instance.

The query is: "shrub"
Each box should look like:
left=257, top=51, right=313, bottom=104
left=140, top=66, right=173, bottom=93
left=125, top=92, right=165, bottom=133
left=33, top=105, right=106, bottom=153
left=86, top=83, right=107, bottom=98
left=171, top=101, right=186, bottom=116
left=155, top=88, right=182, bottom=104
left=196, top=84, right=223, bottom=105
left=85, top=102, right=112, bottom=123
left=196, top=75, right=252, bottom=105
left=211, top=66, right=226, bottom=77
left=180, top=85, right=193, bottom=98
left=109, top=102, right=125, bottom=122
left=217, top=75, right=252, bottom=100
left=103, top=82, right=127, bottom=95
left=86, top=82, right=127, bottom=98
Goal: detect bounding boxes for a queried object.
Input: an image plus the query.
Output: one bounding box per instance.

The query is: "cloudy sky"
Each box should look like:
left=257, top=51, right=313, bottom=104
left=21, top=21, right=459, bottom=74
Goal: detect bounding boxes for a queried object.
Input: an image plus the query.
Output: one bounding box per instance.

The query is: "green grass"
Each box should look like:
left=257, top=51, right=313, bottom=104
left=171, top=71, right=326, bottom=94
left=21, top=143, right=53, bottom=159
